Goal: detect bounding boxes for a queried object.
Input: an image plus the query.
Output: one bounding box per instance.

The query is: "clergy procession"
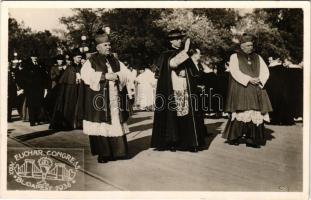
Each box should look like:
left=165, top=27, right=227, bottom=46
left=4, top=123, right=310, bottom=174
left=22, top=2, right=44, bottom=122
left=8, top=27, right=303, bottom=163
left=6, top=7, right=305, bottom=192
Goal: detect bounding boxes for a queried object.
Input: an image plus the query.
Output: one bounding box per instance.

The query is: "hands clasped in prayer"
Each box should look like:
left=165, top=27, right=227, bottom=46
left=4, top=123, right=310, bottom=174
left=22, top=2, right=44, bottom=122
left=249, top=77, right=261, bottom=85
left=104, top=72, right=118, bottom=81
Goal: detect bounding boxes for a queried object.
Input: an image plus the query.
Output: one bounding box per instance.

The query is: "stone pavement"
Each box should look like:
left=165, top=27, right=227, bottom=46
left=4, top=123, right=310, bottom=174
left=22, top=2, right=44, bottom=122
left=7, top=111, right=303, bottom=191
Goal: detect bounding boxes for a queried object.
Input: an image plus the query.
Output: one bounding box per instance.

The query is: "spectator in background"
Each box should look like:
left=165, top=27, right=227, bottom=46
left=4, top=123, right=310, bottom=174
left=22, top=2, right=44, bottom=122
left=266, top=56, right=294, bottom=125
left=284, top=58, right=303, bottom=122
left=50, top=54, right=66, bottom=89
left=45, top=54, right=67, bottom=119
left=11, top=59, right=25, bottom=119
left=135, top=66, right=156, bottom=111
left=49, top=48, right=83, bottom=130
left=124, top=61, right=137, bottom=113
left=8, top=61, right=18, bottom=122
left=20, top=50, right=49, bottom=126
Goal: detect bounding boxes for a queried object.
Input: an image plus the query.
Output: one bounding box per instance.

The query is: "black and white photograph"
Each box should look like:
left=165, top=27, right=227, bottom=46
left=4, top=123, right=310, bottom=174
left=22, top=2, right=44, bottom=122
left=0, top=1, right=310, bottom=199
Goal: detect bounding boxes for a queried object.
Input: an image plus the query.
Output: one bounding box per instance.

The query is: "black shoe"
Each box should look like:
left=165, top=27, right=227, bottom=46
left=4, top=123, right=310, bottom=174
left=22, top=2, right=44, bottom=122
left=189, top=147, right=199, bottom=153
left=97, top=156, right=108, bottom=163
left=30, top=123, right=36, bottom=126
left=226, top=139, right=239, bottom=146
left=115, top=155, right=129, bottom=160
left=246, top=143, right=261, bottom=148
left=154, top=148, right=166, bottom=151
left=170, top=147, right=177, bottom=152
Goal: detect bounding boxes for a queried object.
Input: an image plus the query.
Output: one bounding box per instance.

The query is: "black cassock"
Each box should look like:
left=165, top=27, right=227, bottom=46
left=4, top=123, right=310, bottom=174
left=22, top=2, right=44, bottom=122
left=79, top=53, right=129, bottom=161
left=20, top=59, right=49, bottom=125
left=287, top=68, right=303, bottom=119
left=44, top=65, right=65, bottom=120
left=265, top=65, right=294, bottom=125
left=151, top=49, right=208, bottom=150
left=49, top=63, right=82, bottom=130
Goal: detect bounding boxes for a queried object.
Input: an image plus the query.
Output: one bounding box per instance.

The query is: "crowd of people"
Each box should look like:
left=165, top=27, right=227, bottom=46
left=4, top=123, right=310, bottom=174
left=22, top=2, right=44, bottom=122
left=7, top=46, right=157, bottom=128
left=7, top=28, right=303, bottom=163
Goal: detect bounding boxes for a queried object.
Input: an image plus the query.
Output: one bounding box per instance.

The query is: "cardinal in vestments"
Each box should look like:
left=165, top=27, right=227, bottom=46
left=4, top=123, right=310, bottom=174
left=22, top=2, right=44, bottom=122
left=222, top=33, right=273, bottom=148
left=80, top=30, right=131, bottom=163
left=151, top=30, right=208, bottom=152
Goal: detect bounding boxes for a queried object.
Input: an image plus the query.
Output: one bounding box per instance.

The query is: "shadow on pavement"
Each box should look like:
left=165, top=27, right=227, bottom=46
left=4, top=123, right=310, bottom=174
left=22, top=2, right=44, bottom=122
left=7, top=129, right=15, bottom=134
left=265, top=128, right=275, bottom=141
left=129, top=123, right=153, bottom=132
left=127, top=116, right=152, bottom=125
left=127, top=135, right=151, bottom=158
left=127, top=122, right=226, bottom=156
left=204, top=122, right=224, bottom=150
left=14, top=129, right=59, bottom=142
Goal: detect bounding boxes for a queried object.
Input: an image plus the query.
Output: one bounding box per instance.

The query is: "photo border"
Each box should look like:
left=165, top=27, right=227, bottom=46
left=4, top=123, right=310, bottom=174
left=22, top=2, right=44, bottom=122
left=0, top=1, right=310, bottom=199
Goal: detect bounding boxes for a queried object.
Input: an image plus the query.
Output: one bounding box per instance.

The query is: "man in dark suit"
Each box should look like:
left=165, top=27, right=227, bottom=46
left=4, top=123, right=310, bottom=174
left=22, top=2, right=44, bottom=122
left=20, top=50, right=49, bottom=126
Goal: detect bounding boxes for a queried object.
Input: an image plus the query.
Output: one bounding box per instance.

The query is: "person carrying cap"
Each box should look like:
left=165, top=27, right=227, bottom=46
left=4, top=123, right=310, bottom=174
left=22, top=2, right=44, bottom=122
left=151, top=29, right=208, bottom=152
left=222, top=33, right=273, bottom=148
left=79, top=29, right=132, bottom=163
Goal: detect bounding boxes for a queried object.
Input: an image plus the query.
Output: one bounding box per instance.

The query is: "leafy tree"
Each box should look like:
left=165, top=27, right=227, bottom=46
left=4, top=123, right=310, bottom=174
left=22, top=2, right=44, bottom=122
left=57, top=8, right=303, bottom=67
left=193, top=8, right=238, bottom=30
left=60, top=8, right=168, bottom=68
left=59, top=8, right=106, bottom=51
left=155, top=9, right=237, bottom=65
left=9, top=17, right=60, bottom=63
left=254, top=9, right=303, bottom=63
left=101, top=9, right=167, bottom=67
left=235, top=11, right=290, bottom=62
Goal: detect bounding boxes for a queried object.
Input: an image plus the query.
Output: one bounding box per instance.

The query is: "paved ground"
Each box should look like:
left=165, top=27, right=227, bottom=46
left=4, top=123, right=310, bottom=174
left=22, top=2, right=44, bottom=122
left=7, top=111, right=303, bottom=191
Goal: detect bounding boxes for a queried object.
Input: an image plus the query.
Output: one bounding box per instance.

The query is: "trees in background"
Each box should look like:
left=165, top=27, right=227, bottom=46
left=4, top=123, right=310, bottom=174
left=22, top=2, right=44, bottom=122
left=155, top=9, right=239, bottom=67
left=9, top=8, right=304, bottom=67
left=9, top=18, right=60, bottom=63
left=256, top=9, right=303, bottom=63
left=60, top=8, right=167, bottom=67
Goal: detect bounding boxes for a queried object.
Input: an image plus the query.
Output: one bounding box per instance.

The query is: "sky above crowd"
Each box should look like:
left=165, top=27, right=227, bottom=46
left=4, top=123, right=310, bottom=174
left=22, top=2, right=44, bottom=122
left=9, top=8, right=74, bottom=32
left=9, top=8, right=253, bottom=33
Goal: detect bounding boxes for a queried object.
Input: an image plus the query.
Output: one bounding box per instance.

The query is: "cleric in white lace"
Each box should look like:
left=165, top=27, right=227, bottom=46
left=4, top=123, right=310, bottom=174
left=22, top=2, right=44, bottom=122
left=222, top=33, right=273, bottom=147
left=81, top=59, right=131, bottom=137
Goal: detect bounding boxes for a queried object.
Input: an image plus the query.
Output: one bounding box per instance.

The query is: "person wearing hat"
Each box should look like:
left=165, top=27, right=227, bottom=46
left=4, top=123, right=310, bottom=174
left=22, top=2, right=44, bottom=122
left=19, top=49, right=49, bottom=126
left=50, top=54, right=66, bottom=89
left=222, top=33, right=273, bottom=148
left=151, top=29, right=208, bottom=152
left=79, top=29, right=132, bottom=163
left=49, top=48, right=83, bottom=130
left=44, top=54, right=66, bottom=119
